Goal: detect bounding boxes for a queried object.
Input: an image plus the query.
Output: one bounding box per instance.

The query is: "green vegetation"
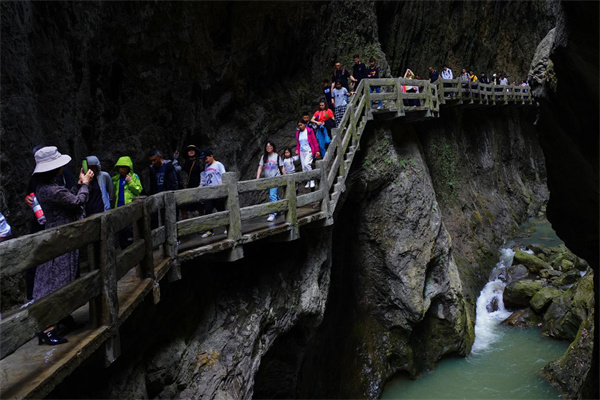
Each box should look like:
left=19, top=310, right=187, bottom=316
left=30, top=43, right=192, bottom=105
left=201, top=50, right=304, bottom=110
left=429, top=136, right=458, bottom=201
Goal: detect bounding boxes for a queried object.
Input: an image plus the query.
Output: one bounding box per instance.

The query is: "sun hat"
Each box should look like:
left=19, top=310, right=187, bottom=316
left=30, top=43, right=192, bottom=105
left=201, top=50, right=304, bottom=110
left=33, top=146, right=72, bottom=174
left=185, top=144, right=201, bottom=153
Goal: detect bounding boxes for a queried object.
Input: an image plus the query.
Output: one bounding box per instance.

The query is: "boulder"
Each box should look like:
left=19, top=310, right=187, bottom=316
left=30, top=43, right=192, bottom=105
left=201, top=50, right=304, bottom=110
left=512, top=250, right=549, bottom=274
left=542, top=311, right=595, bottom=396
left=501, top=308, right=542, bottom=328
left=486, top=297, right=499, bottom=313
left=530, top=286, right=562, bottom=313
left=550, top=269, right=580, bottom=287
left=539, top=268, right=562, bottom=279
left=574, top=257, right=588, bottom=272
left=548, top=247, right=576, bottom=271
left=558, top=258, right=574, bottom=272
left=542, top=272, right=594, bottom=341
left=505, top=264, right=531, bottom=283
left=525, top=243, right=552, bottom=257
left=503, top=280, right=544, bottom=310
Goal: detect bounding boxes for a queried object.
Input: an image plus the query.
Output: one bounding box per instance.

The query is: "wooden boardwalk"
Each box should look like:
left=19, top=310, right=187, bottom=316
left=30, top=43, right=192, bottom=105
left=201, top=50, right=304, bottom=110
left=0, top=78, right=533, bottom=399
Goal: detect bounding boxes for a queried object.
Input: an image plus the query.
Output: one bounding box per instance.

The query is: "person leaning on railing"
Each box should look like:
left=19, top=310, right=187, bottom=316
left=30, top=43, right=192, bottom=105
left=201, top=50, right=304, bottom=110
left=31, top=146, right=94, bottom=345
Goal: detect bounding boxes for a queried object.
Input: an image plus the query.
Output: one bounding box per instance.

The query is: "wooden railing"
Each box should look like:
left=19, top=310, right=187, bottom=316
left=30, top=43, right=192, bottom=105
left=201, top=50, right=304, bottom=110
left=0, top=75, right=535, bottom=398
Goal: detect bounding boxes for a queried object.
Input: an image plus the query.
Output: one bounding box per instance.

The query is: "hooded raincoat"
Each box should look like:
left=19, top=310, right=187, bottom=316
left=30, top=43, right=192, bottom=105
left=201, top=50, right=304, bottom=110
left=111, top=156, right=143, bottom=208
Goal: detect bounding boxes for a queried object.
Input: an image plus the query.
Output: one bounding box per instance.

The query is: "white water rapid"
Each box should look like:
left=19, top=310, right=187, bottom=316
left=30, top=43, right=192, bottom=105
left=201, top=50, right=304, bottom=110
left=471, top=248, right=515, bottom=353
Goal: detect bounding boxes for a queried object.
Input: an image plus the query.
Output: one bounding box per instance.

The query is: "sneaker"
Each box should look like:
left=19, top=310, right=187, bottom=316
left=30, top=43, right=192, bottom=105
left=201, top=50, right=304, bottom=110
left=224, top=229, right=227, bottom=235
left=267, top=215, right=275, bottom=222
left=201, top=231, right=213, bottom=238
left=377, top=105, right=382, bottom=110
left=309, top=180, right=315, bottom=188
left=305, top=182, right=310, bottom=188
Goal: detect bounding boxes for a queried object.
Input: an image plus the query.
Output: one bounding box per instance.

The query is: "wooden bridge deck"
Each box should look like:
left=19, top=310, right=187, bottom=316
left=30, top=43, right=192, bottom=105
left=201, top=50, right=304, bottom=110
left=0, top=77, right=534, bottom=399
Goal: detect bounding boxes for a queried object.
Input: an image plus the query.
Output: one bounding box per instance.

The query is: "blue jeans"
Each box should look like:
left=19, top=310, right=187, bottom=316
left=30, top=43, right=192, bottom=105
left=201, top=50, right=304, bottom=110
left=269, top=187, right=279, bottom=217
left=370, top=86, right=382, bottom=108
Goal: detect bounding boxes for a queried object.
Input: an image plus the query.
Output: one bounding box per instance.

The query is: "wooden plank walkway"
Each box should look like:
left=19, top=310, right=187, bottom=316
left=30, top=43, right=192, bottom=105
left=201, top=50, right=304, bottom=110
left=0, top=77, right=534, bottom=399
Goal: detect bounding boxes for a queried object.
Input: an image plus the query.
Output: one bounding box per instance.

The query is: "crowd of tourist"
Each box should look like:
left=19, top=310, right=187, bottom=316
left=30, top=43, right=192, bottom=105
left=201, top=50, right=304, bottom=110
left=427, top=65, right=530, bottom=99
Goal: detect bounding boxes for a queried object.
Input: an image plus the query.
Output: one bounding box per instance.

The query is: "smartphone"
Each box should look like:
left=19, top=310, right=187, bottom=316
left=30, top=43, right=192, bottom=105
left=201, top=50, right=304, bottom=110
left=82, top=159, right=88, bottom=174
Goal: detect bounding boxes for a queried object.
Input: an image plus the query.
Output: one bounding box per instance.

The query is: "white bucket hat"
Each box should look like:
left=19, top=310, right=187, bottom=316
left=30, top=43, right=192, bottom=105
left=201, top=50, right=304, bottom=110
left=33, top=146, right=72, bottom=174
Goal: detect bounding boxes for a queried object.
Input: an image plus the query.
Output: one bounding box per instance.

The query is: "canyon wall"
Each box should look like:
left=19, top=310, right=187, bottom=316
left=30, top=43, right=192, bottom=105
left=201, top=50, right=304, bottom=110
left=2, top=1, right=596, bottom=398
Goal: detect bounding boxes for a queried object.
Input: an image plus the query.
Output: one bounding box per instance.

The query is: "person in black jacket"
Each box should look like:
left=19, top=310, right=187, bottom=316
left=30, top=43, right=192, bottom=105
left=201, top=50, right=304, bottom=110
left=331, top=61, right=351, bottom=91
left=351, top=54, right=367, bottom=88
left=148, top=149, right=179, bottom=195
left=180, top=145, right=205, bottom=219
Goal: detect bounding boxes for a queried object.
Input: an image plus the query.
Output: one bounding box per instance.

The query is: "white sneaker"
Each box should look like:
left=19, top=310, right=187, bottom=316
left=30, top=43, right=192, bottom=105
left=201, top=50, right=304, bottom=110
left=267, top=215, right=275, bottom=222
left=305, top=182, right=310, bottom=188
left=377, top=105, right=382, bottom=110
left=201, top=231, right=213, bottom=238
left=224, top=230, right=227, bottom=235
left=309, top=180, right=315, bottom=188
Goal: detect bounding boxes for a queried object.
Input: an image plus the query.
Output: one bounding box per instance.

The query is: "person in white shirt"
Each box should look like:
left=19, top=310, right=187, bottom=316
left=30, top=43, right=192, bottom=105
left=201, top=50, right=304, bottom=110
left=256, top=141, right=285, bottom=222
left=441, top=65, right=454, bottom=97
left=200, top=149, right=226, bottom=237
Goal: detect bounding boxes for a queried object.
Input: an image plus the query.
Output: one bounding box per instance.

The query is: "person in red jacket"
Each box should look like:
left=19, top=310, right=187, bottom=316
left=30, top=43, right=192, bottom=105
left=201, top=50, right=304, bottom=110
left=295, top=120, right=320, bottom=188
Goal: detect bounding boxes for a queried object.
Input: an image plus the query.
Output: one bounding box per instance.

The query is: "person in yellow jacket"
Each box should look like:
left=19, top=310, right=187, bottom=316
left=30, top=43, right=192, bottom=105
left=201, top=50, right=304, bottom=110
left=111, top=156, right=142, bottom=248
left=111, top=156, right=143, bottom=208
left=469, top=70, right=478, bottom=82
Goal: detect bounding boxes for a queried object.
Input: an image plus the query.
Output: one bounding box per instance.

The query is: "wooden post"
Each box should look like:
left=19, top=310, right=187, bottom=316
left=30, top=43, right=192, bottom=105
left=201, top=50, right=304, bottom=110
left=348, top=103, right=358, bottom=145
left=104, top=332, right=121, bottom=367
left=223, top=172, right=244, bottom=261
left=284, top=175, right=299, bottom=240
left=423, top=81, right=431, bottom=110
left=98, top=215, right=121, bottom=365
left=97, top=215, right=119, bottom=327
left=336, top=133, right=345, bottom=178
left=365, top=81, right=373, bottom=119
left=87, top=241, right=100, bottom=327
left=395, top=78, right=404, bottom=116
left=316, top=160, right=332, bottom=224
left=135, top=196, right=155, bottom=280
left=164, top=192, right=178, bottom=258
left=164, top=191, right=180, bottom=287
left=223, top=172, right=242, bottom=241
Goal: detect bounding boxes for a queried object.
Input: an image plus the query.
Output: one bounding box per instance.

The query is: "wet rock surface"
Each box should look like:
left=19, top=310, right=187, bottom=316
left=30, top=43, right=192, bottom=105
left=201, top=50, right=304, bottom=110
left=49, top=229, right=332, bottom=399
left=294, top=108, right=548, bottom=398
left=1, top=1, right=596, bottom=398
left=498, top=241, right=595, bottom=397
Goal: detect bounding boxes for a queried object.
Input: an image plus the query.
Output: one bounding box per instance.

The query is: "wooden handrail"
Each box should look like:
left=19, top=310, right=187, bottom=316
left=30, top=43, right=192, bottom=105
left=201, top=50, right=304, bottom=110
left=0, top=72, right=536, bottom=375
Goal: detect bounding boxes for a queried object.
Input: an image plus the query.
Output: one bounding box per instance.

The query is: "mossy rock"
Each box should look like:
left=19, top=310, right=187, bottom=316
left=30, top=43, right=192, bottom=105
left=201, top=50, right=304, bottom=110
left=560, top=259, right=574, bottom=271
left=505, top=264, right=531, bottom=283
left=550, top=269, right=580, bottom=288
left=542, top=272, right=594, bottom=341
left=539, top=268, right=562, bottom=279
left=542, top=312, right=594, bottom=397
left=501, top=307, right=542, bottom=328
left=525, top=243, right=551, bottom=257
left=503, top=280, right=544, bottom=310
left=530, top=286, right=562, bottom=314
left=513, top=250, right=549, bottom=274
left=574, top=257, right=588, bottom=272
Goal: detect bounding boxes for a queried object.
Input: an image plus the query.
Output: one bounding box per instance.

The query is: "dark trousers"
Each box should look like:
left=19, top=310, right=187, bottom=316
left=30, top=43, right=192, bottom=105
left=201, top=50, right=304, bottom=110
left=204, top=199, right=225, bottom=215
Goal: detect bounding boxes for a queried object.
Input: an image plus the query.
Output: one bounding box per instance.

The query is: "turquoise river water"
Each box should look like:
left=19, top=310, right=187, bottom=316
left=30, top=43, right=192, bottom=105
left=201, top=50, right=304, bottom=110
left=382, top=216, right=571, bottom=399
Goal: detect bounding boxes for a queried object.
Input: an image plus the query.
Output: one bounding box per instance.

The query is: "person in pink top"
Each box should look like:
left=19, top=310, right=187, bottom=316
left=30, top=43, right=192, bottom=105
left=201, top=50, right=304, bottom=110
left=295, top=120, right=320, bottom=188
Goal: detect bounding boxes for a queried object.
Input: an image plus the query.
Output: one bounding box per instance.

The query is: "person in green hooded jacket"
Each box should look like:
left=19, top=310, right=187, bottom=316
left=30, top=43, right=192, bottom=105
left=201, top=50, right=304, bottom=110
left=111, top=156, right=143, bottom=208
left=112, top=156, right=142, bottom=248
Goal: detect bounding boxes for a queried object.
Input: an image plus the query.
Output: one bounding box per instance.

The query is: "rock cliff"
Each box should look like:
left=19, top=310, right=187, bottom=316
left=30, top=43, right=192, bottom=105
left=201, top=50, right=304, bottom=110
left=1, top=0, right=595, bottom=399
left=528, top=1, right=599, bottom=398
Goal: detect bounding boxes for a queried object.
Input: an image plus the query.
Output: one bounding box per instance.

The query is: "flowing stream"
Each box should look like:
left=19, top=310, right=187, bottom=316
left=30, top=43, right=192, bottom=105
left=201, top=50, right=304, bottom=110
left=382, top=217, right=569, bottom=399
